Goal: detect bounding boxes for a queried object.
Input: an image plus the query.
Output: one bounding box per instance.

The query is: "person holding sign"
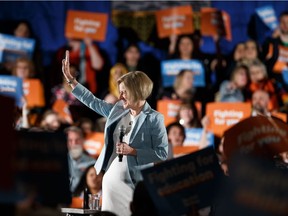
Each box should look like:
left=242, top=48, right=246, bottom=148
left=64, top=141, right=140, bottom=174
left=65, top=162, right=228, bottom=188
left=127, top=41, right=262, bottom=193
left=54, top=37, right=104, bottom=94
left=262, top=11, right=288, bottom=92
left=248, top=59, right=283, bottom=112
left=62, top=50, right=168, bottom=216
left=158, top=69, right=199, bottom=102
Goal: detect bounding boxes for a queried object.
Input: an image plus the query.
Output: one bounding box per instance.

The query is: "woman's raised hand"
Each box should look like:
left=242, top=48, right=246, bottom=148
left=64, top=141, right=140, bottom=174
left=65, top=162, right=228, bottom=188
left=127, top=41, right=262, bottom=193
left=62, top=50, right=77, bottom=87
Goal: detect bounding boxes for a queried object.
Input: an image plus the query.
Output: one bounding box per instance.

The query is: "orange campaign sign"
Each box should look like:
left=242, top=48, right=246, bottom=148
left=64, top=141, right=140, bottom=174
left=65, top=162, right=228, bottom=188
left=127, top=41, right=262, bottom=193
left=200, top=8, right=232, bottom=41
left=271, top=112, right=287, bottom=123
left=23, top=79, right=45, bottom=108
left=155, top=5, right=194, bottom=38
left=223, top=115, right=288, bottom=160
left=206, top=102, right=251, bottom=137
left=65, top=10, right=108, bottom=42
left=52, top=99, right=73, bottom=124
left=157, top=99, right=182, bottom=126
left=83, top=132, right=104, bottom=158
left=173, top=146, right=199, bottom=158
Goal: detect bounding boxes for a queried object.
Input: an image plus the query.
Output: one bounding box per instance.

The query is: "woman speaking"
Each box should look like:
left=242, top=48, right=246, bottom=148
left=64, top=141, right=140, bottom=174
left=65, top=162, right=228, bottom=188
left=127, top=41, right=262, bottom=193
left=62, top=50, right=168, bottom=216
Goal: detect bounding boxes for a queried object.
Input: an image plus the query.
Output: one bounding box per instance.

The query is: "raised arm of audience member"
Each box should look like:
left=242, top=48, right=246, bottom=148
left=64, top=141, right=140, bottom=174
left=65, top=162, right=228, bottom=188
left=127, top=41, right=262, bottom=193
left=83, top=37, right=104, bottom=70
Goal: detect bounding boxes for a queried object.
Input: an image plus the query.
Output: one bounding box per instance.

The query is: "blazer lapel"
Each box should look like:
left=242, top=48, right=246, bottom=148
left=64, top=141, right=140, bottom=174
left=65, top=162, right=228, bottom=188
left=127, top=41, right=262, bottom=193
left=129, top=102, right=151, bottom=144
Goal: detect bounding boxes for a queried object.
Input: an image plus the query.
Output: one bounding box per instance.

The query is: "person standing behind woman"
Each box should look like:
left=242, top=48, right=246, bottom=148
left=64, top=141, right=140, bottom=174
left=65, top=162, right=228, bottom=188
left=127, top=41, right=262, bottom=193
left=62, top=50, right=168, bottom=216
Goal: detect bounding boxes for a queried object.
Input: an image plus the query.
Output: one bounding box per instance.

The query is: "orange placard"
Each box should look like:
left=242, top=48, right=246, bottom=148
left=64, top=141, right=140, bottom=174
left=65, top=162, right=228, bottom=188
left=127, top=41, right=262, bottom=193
left=206, top=102, right=251, bottom=137
left=157, top=99, right=182, bottom=126
left=83, top=132, right=104, bottom=158
left=65, top=10, right=108, bottom=42
left=272, top=112, right=287, bottom=123
left=223, top=116, right=288, bottom=160
left=173, top=146, right=198, bottom=158
left=70, top=197, right=83, bottom=208
left=23, top=79, right=45, bottom=108
left=200, top=8, right=232, bottom=41
left=155, top=5, right=194, bottom=38
left=52, top=99, right=73, bottom=124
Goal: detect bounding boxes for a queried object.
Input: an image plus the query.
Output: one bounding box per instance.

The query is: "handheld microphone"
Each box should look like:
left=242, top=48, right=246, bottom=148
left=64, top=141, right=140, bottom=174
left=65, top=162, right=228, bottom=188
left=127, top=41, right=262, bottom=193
left=118, top=125, right=126, bottom=162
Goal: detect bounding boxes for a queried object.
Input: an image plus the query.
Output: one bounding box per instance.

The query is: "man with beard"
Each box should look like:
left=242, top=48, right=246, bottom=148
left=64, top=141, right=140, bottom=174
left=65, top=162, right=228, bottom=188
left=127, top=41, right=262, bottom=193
left=263, top=11, right=288, bottom=91
left=65, top=126, right=96, bottom=193
left=251, top=89, right=271, bottom=117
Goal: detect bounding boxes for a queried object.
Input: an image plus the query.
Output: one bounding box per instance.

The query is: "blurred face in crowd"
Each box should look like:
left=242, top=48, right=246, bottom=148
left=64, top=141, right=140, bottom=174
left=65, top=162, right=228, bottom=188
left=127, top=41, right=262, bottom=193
left=249, top=65, right=266, bottom=83
left=113, top=65, right=126, bottom=82
left=42, top=112, right=61, bottom=131
left=15, top=61, right=30, bottom=79
left=86, top=167, right=102, bottom=191
left=234, top=43, right=245, bottom=61
left=252, top=90, right=269, bottom=114
left=179, top=37, right=193, bottom=59
left=124, top=45, right=140, bottom=67
left=181, top=70, right=194, bottom=90
left=280, top=15, right=288, bottom=35
left=14, top=22, right=30, bottom=38
left=81, top=122, right=93, bottom=136
left=244, top=40, right=258, bottom=60
left=179, top=106, right=194, bottom=127
left=67, top=130, right=84, bottom=160
left=233, top=67, right=248, bottom=88
left=168, top=125, right=185, bottom=147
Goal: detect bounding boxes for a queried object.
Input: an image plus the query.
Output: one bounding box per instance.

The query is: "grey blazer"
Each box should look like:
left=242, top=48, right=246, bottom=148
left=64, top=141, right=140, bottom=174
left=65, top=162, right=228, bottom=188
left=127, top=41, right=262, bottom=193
left=72, top=84, right=168, bottom=184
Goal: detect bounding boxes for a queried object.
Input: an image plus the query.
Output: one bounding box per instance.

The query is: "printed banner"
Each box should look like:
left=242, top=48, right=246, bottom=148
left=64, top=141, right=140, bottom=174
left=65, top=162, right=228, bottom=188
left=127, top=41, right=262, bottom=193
left=255, top=5, right=278, bottom=30
left=157, top=99, right=182, bottom=126
left=206, top=102, right=251, bottom=137
left=161, top=59, right=205, bottom=87
left=223, top=115, right=288, bottom=161
left=141, top=147, right=221, bottom=216
left=23, top=79, right=45, bottom=108
left=0, top=75, right=23, bottom=107
left=0, top=95, right=16, bottom=190
left=0, top=131, right=71, bottom=204
left=65, top=10, right=108, bottom=42
left=200, top=8, right=232, bottom=41
left=155, top=5, right=194, bottom=38
left=83, top=132, right=104, bottom=158
left=217, top=155, right=288, bottom=216
left=0, top=33, right=35, bottom=63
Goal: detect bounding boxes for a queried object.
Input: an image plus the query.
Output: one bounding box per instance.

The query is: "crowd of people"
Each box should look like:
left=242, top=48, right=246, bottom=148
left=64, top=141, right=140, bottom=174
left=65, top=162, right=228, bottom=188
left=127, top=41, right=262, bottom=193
left=1, top=7, right=288, bottom=216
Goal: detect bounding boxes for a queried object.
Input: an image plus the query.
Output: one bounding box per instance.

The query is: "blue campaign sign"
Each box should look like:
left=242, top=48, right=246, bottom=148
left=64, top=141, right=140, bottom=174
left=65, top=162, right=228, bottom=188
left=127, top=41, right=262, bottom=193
left=141, top=147, right=222, bottom=216
left=282, top=68, right=288, bottom=84
left=0, top=33, right=35, bottom=63
left=183, top=128, right=214, bottom=147
left=255, top=5, right=278, bottom=31
left=0, top=75, right=23, bottom=106
left=161, top=59, right=205, bottom=87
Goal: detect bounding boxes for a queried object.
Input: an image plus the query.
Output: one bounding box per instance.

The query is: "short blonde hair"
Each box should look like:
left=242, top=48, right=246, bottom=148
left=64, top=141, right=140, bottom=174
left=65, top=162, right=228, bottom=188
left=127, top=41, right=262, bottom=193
left=117, top=71, right=153, bottom=103
left=249, top=59, right=268, bottom=78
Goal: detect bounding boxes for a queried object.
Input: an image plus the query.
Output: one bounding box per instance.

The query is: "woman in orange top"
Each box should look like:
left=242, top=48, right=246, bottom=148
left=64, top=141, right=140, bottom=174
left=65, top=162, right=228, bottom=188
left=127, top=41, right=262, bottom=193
left=248, top=59, right=283, bottom=111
